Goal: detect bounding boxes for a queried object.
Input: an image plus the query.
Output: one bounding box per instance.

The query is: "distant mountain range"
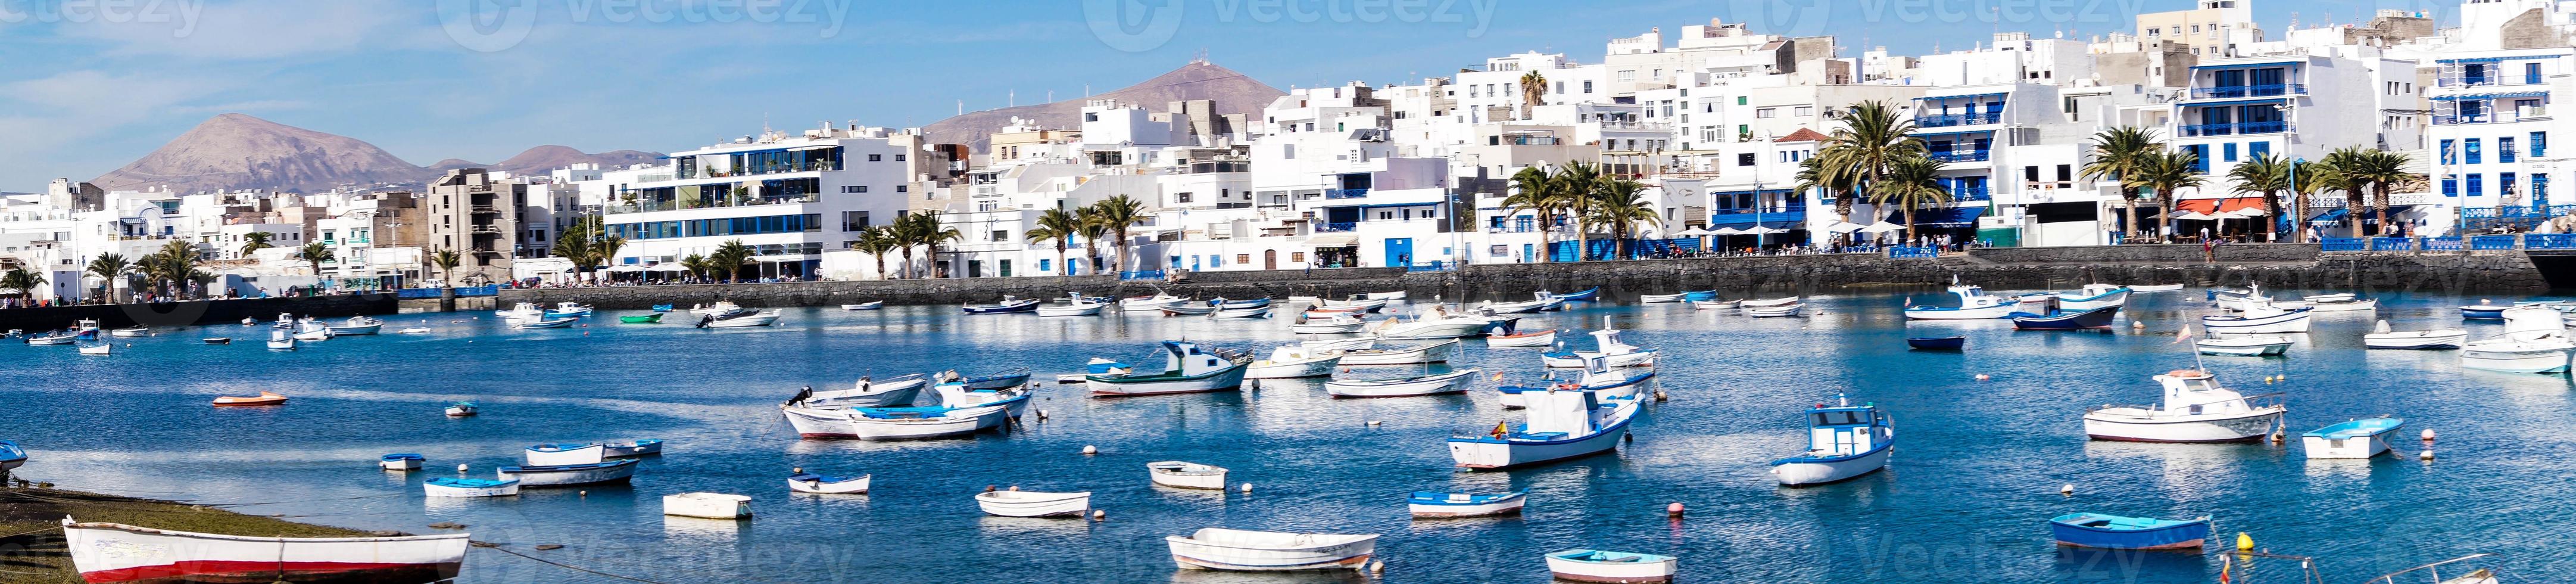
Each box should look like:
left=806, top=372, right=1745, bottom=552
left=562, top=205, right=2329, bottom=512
left=89, top=113, right=665, bottom=194
left=88, top=61, right=1283, bottom=194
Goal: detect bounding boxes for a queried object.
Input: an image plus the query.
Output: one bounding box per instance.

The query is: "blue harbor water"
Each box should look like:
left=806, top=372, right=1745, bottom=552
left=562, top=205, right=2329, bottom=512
left=5, top=290, right=2568, bottom=583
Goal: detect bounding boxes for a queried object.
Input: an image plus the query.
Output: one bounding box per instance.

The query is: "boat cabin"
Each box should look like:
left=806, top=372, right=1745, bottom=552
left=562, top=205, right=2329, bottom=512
left=1949, top=285, right=2004, bottom=308
left=1803, top=396, right=1891, bottom=456
left=1153, top=341, right=1235, bottom=376
left=1518, top=389, right=1607, bottom=439
left=2152, top=369, right=2260, bottom=414
left=1588, top=330, right=1641, bottom=355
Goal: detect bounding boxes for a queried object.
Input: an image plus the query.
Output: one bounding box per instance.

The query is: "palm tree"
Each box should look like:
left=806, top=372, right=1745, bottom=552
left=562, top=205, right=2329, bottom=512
left=1870, top=155, right=1952, bottom=242
left=2227, top=153, right=2296, bottom=242
left=238, top=231, right=274, bottom=257
left=86, top=253, right=130, bottom=303
left=1793, top=156, right=1856, bottom=245
left=595, top=235, right=627, bottom=274
left=894, top=212, right=962, bottom=278
left=0, top=268, right=44, bottom=303
left=1586, top=179, right=1660, bottom=260
left=1498, top=166, right=1564, bottom=262
left=298, top=241, right=335, bottom=280
left=2288, top=159, right=2347, bottom=242
left=1816, top=100, right=1925, bottom=224
left=679, top=253, right=712, bottom=282
left=1086, top=195, right=1148, bottom=274
left=1552, top=162, right=1605, bottom=260
left=1075, top=207, right=1111, bottom=275
left=2339, top=150, right=2415, bottom=236
left=1518, top=70, right=1547, bottom=119
left=852, top=226, right=900, bottom=280
left=2322, top=147, right=2374, bottom=237
left=430, top=247, right=462, bottom=287
left=2081, top=126, right=2162, bottom=241
left=2137, top=149, right=2209, bottom=239
left=709, top=239, right=755, bottom=282
left=141, top=240, right=204, bottom=299
left=1028, top=208, right=1083, bottom=275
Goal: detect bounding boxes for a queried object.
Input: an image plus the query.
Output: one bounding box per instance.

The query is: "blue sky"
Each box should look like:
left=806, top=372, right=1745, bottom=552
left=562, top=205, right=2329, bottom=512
left=0, top=0, right=2416, bottom=191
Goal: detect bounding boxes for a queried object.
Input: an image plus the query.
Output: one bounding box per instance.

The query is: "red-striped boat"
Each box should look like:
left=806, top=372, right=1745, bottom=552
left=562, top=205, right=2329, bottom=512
left=63, top=517, right=468, bottom=583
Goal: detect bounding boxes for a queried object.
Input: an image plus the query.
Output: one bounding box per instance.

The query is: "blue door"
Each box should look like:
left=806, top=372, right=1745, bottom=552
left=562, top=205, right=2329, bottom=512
left=1384, top=238, right=1413, bottom=268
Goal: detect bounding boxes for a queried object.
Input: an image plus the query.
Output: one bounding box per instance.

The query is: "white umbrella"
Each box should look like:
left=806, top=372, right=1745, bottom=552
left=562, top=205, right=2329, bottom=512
left=1741, top=226, right=1785, bottom=235
left=605, top=265, right=646, bottom=273
left=1860, top=221, right=1906, bottom=234
left=1710, top=227, right=1746, bottom=235
left=1673, top=227, right=1713, bottom=237
left=2170, top=210, right=2220, bottom=220
left=648, top=265, right=689, bottom=272
left=1823, top=222, right=1868, bottom=234
left=2225, top=207, right=2269, bottom=217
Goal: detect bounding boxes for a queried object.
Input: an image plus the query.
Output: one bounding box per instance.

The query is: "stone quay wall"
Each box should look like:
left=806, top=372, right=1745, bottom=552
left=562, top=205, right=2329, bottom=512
left=0, top=294, right=397, bottom=332
left=495, top=244, right=2552, bottom=309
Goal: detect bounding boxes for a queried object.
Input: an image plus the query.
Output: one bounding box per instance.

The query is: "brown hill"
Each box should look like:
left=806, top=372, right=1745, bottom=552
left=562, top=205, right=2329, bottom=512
left=91, top=113, right=436, bottom=194
left=921, top=61, right=1284, bottom=151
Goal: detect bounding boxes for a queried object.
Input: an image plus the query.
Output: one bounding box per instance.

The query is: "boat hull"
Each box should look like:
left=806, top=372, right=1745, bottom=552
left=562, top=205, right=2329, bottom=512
left=1448, top=408, right=1634, bottom=470
left=2012, top=307, right=2121, bottom=330
left=787, top=474, right=871, bottom=494
left=1904, top=304, right=2017, bottom=320
left=1339, top=341, right=1454, bottom=365
left=496, top=460, right=637, bottom=487
left=2202, top=310, right=2312, bottom=334
left=1771, top=445, right=1893, bottom=486
left=2050, top=515, right=2211, bottom=551
left=2057, top=289, right=2131, bottom=310
left=1245, top=357, right=1339, bottom=379
left=423, top=479, right=519, bottom=498
left=700, top=313, right=781, bottom=328
left=1289, top=322, right=1367, bottom=334
left=62, top=520, right=469, bottom=584
left=2460, top=347, right=2574, bottom=373
left=1373, top=321, right=1487, bottom=340
left=1146, top=463, right=1229, bottom=490
left=2197, top=340, right=2291, bottom=356
left=2303, top=431, right=2397, bottom=459
left=1324, top=370, right=1474, bottom=398
left=975, top=492, right=1091, bottom=517
left=1408, top=493, right=1526, bottom=518
left=1166, top=534, right=1376, bottom=571
left=1086, top=365, right=1249, bottom=396
left=780, top=404, right=1012, bottom=440
left=1906, top=337, right=1964, bottom=350
left=1486, top=331, right=1557, bottom=347
left=2363, top=331, right=2467, bottom=350
left=1540, top=350, right=1653, bottom=368
left=1546, top=555, right=1678, bottom=583
left=2082, top=409, right=2282, bottom=443
left=1745, top=305, right=1802, bottom=318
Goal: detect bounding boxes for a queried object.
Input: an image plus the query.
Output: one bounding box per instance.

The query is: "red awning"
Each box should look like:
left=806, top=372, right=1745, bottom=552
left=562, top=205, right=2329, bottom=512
left=2173, top=197, right=2266, bottom=214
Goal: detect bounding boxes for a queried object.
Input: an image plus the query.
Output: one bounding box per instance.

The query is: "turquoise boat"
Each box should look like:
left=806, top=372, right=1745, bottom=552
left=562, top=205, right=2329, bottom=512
left=2049, top=512, right=2210, bottom=550
left=619, top=313, right=663, bottom=324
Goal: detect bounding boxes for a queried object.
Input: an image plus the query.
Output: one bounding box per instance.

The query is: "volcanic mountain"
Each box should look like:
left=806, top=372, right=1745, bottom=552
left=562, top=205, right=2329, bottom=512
left=921, top=61, right=1285, bottom=151
left=92, top=114, right=665, bottom=194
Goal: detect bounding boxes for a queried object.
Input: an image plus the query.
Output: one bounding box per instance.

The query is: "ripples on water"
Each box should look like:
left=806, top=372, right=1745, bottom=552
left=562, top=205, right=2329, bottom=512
left=2, top=290, right=2565, bottom=583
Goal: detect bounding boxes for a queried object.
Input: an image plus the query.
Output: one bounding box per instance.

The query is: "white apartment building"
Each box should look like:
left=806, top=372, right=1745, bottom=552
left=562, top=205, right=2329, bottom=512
left=2165, top=52, right=2422, bottom=237
left=596, top=123, right=923, bottom=279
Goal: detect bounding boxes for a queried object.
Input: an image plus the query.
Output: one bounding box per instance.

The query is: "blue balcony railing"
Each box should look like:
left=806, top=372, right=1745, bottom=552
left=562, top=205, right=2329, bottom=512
left=2179, top=121, right=2288, bottom=137
left=1887, top=246, right=1938, bottom=259
left=2320, top=237, right=2366, bottom=251
left=2464, top=204, right=2576, bottom=220
left=1953, top=185, right=1991, bottom=201
left=2370, top=237, right=2416, bottom=251
left=2474, top=234, right=2521, bottom=250
left=1323, top=188, right=1371, bottom=199
left=2188, top=84, right=2307, bottom=99
left=1928, top=150, right=1991, bottom=163
left=2434, top=114, right=2491, bottom=125
left=1916, top=113, right=2002, bottom=128
left=2422, top=237, right=2464, bottom=251
left=1316, top=222, right=1357, bottom=232
left=1119, top=270, right=1166, bottom=280
left=1706, top=207, right=1807, bottom=226
left=2529, top=234, right=2576, bottom=249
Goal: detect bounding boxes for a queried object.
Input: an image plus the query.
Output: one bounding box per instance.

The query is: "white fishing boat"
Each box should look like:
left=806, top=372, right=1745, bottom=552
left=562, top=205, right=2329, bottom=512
left=1037, top=303, right=1103, bottom=317
left=292, top=320, right=336, bottom=340
left=327, top=316, right=383, bottom=335
left=379, top=453, right=423, bottom=471
left=778, top=399, right=1023, bottom=440
left=2304, top=417, right=2405, bottom=459
left=524, top=443, right=607, bottom=466
left=545, top=302, right=595, bottom=318
left=1290, top=313, right=1369, bottom=334
left=1057, top=358, right=1131, bottom=383
left=1408, top=490, right=1527, bottom=517
left=2363, top=320, right=2467, bottom=350
left=697, top=309, right=782, bottom=328
left=1338, top=338, right=1458, bottom=365
left=1905, top=281, right=2018, bottom=320
left=444, top=402, right=478, bottom=417
left=1546, top=549, right=1679, bottom=583
left=2460, top=306, right=2576, bottom=373
left=1485, top=329, right=1557, bottom=347
left=76, top=336, right=111, bottom=356
left=1121, top=293, right=1190, bottom=312
left=2197, top=334, right=2294, bottom=356
left=1448, top=390, right=1641, bottom=469
left=266, top=330, right=297, bottom=351
left=510, top=316, right=579, bottom=330
left=925, top=383, right=1032, bottom=415
left=60, top=518, right=470, bottom=583
left=1479, top=294, right=1559, bottom=314
left=1638, top=293, right=1686, bottom=303
left=1742, top=296, right=1802, bottom=307
left=423, top=477, right=519, bottom=498
left=1689, top=299, right=1741, bottom=310
left=2202, top=303, right=2313, bottom=334
left=1769, top=394, right=1894, bottom=486
left=2303, top=293, right=2357, bottom=303
left=2128, top=284, right=2185, bottom=292
left=602, top=439, right=663, bottom=458
left=1370, top=307, right=1492, bottom=340
left=1165, top=527, right=1379, bottom=571
left=107, top=325, right=148, bottom=338
left=1144, top=461, right=1229, bottom=490
left=689, top=301, right=744, bottom=315
left=975, top=490, right=1092, bottom=517
left=24, top=330, right=80, bottom=345
left=1214, top=305, right=1273, bottom=319
left=792, top=373, right=930, bottom=408
left=2082, top=369, right=2284, bottom=443
left=1496, top=356, right=1655, bottom=408
left=787, top=472, right=871, bottom=493
left=1325, top=368, right=1479, bottom=398
left=1086, top=341, right=1249, bottom=396
left=1747, top=304, right=1804, bottom=318
left=398, top=327, right=432, bottom=334
left=1365, top=290, right=1408, bottom=300
left=2209, top=284, right=2269, bottom=312
left=2054, top=284, right=2133, bottom=310
left=495, top=459, right=639, bottom=487
left=1317, top=296, right=1389, bottom=312
left=1245, top=345, right=1342, bottom=379
left=840, top=302, right=883, bottom=310
left=495, top=302, right=547, bottom=319
left=663, top=492, right=753, bottom=519
left=1540, top=329, right=1655, bottom=368
left=1301, top=337, right=1377, bottom=352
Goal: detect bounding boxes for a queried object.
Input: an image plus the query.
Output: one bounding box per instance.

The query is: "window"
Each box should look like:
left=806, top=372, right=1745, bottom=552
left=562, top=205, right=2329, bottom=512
left=991, top=229, right=1008, bottom=242
left=1038, top=259, right=1051, bottom=272
left=2535, top=132, right=2550, bottom=157
left=2504, top=173, right=2519, bottom=198
left=1737, top=153, right=1756, bottom=166
left=1379, top=211, right=1395, bottom=220
left=2248, top=141, right=2269, bottom=158
left=841, top=210, right=870, bottom=231
left=2444, top=176, right=2459, bottom=197
left=1582, top=81, right=1592, bottom=94
left=1176, top=192, right=1193, bottom=203
left=2441, top=139, right=2456, bottom=164
left=868, top=154, right=882, bottom=161
left=2468, top=138, right=2483, bottom=164
left=2469, top=173, right=2484, bottom=197
left=2537, top=173, right=2552, bottom=205
left=1736, top=96, right=1747, bottom=105
left=1236, top=254, right=1250, bottom=264
left=2184, top=145, right=2210, bottom=173
left=2503, top=136, right=2518, bottom=163
left=895, top=154, right=906, bottom=161
left=2222, top=142, right=2238, bottom=162
left=1291, top=252, right=1306, bottom=262
left=1755, top=108, right=1777, bottom=119
left=896, top=185, right=909, bottom=192
left=2056, top=164, right=2073, bottom=182
left=1793, top=105, right=1814, bottom=117
left=1084, top=113, right=1099, bottom=122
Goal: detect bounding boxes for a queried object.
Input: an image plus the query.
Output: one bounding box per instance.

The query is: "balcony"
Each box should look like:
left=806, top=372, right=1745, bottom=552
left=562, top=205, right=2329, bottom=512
left=2434, top=108, right=2546, bottom=125
left=2187, top=84, right=2307, bottom=100
left=1928, top=150, right=1991, bottom=163
left=1952, top=185, right=1991, bottom=201
left=1916, top=112, right=2002, bottom=128
left=470, top=206, right=497, bottom=215
left=1324, top=188, right=1371, bottom=199
left=2179, top=121, right=2288, bottom=137
left=681, top=161, right=840, bottom=180
left=1706, top=206, right=1807, bottom=226
left=1315, top=222, right=1357, bottom=232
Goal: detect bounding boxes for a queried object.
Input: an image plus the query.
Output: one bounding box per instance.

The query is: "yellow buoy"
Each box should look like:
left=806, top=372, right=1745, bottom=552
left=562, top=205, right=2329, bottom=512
left=2235, top=532, right=2254, bottom=551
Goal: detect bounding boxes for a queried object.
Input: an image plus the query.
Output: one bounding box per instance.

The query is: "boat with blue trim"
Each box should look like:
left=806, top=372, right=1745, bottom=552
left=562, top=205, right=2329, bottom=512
left=1448, top=389, right=1641, bottom=469
left=1539, top=329, right=1656, bottom=368
left=1545, top=287, right=1599, bottom=301
left=2461, top=300, right=2513, bottom=320
left=947, top=368, right=1032, bottom=390
left=1769, top=394, right=1894, bottom=486
left=962, top=296, right=1040, bottom=314
left=2048, top=512, right=2211, bottom=550
left=1165, top=527, right=1379, bottom=571
left=1, top=440, right=28, bottom=474
left=2304, top=416, right=2405, bottom=459
left=2011, top=306, right=2122, bottom=330
left=786, top=471, right=871, bottom=493
left=1498, top=355, right=1653, bottom=408
left=423, top=477, right=519, bottom=498
left=1086, top=341, right=1249, bottom=396
left=1545, top=549, right=1678, bottom=583
left=2054, top=284, right=2133, bottom=310
left=1904, top=281, right=2017, bottom=320
left=1906, top=336, right=1964, bottom=350
left=379, top=453, right=424, bottom=471
left=778, top=392, right=1028, bottom=440
left=496, top=459, right=638, bottom=487
left=1407, top=490, right=1527, bottom=517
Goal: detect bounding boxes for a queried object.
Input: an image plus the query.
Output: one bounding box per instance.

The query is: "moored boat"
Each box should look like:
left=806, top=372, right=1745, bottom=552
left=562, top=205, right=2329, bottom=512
left=2055, top=284, right=2133, bottom=310
left=1086, top=341, right=1249, bottom=396
left=2201, top=303, right=2312, bottom=334
left=963, top=297, right=1041, bottom=314
left=2010, top=306, right=2121, bottom=330
left=2127, top=284, right=2185, bottom=292
left=201, top=337, right=232, bottom=344
left=1301, top=337, right=1377, bottom=352
left=1496, top=361, right=1654, bottom=408
left=327, top=316, right=384, bottom=335
left=841, top=301, right=884, bottom=310
left=423, top=477, right=519, bottom=498
left=524, top=443, right=607, bottom=466
left=1746, top=303, right=1804, bottom=318
left=1485, top=329, right=1557, bottom=347
left=787, top=472, right=871, bottom=493
left=512, top=316, right=579, bottom=329
left=663, top=492, right=753, bottom=519
left=444, top=402, right=478, bottom=417
left=2461, top=300, right=2513, bottom=320
left=1289, top=313, right=1369, bottom=334
left=2363, top=320, right=2467, bottom=350
left=1121, top=293, right=1189, bottom=312
left=61, top=517, right=469, bottom=583
left=1638, top=293, right=1686, bottom=303
left=1037, top=303, right=1103, bottom=317
left=2460, top=306, right=2576, bottom=373
left=2197, top=334, right=2294, bottom=356
left=1368, top=307, right=1492, bottom=339
left=2082, top=369, right=2283, bottom=442
left=1769, top=394, right=1895, bottom=486
left=2049, top=513, right=2211, bottom=550
left=1448, top=389, right=1641, bottom=469
left=1245, top=345, right=1342, bottom=379
left=1548, top=287, right=1599, bottom=301
left=379, top=453, right=423, bottom=471
left=1545, top=549, right=1678, bottom=583
left=1165, top=527, right=1379, bottom=571
left=975, top=489, right=1092, bottom=517
left=1145, top=461, right=1229, bottom=490
left=1337, top=338, right=1457, bottom=365
left=779, top=399, right=1022, bottom=440
left=495, top=459, right=638, bottom=487
left=1364, top=290, right=1408, bottom=300
left=107, top=325, right=148, bottom=338
left=2304, top=416, right=2405, bottom=459
left=211, top=391, right=288, bottom=407
left=0, top=440, right=26, bottom=473
left=1324, top=368, right=1478, bottom=398
left=697, top=309, right=782, bottom=328
left=1689, top=299, right=1741, bottom=310
left=1539, top=329, right=1655, bottom=368
left=266, top=330, right=297, bottom=351
left=603, top=439, right=664, bottom=458
left=1906, top=336, right=1964, bottom=350
left=1408, top=490, right=1527, bottom=518
left=1905, top=282, right=2017, bottom=320
left=618, top=313, right=663, bottom=324
left=792, top=373, right=931, bottom=408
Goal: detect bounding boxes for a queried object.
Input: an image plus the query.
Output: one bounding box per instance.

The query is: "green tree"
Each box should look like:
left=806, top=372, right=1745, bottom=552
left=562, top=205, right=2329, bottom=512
left=139, top=240, right=205, bottom=299
left=1793, top=156, right=1857, bottom=245
left=2290, top=158, right=2352, bottom=241
left=86, top=253, right=130, bottom=303
left=893, top=212, right=962, bottom=278
left=1517, top=70, right=1546, bottom=119
left=1075, top=207, right=1111, bottom=275
left=709, top=239, right=756, bottom=282
left=1552, top=161, right=1605, bottom=260
left=1870, top=155, right=1952, bottom=242
left=2080, top=126, right=2162, bottom=240
left=1499, top=166, right=1567, bottom=262
left=679, top=253, right=712, bottom=281
left=1816, top=100, right=1925, bottom=225
left=1085, top=195, right=1147, bottom=274
left=2137, top=149, right=2209, bottom=240
left=298, top=241, right=335, bottom=280
left=238, top=231, right=275, bottom=257
left=1027, top=208, right=1083, bottom=275
left=1585, top=179, right=1660, bottom=260
left=430, top=247, right=462, bottom=287
left=852, top=226, right=901, bottom=280
left=1, top=268, right=46, bottom=303
left=2227, top=153, right=2297, bottom=242
left=2335, top=149, right=2415, bottom=236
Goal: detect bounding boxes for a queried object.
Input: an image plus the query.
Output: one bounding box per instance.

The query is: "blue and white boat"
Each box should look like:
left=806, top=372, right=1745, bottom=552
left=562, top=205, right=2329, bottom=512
left=1085, top=341, right=1249, bottom=396
left=601, top=439, right=663, bottom=458
left=786, top=472, right=871, bottom=494
left=1408, top=490, right=1527, bottom=517
left=1539, top=329, right=1656, bottom=368
left=1545, top=549, right=1678, bottom=583
left=1497, top=355, right=1654, bottom=408
left=949, top=368, right=1033, bottom=390
left=962, top=297, right=1040, bottom=314
left=379, top=453, right=423, bottom=471
left=496, top=459, right=638, bottom=487
left=1545, top=287, right=1599, bottom=301
left=524, top=443, right=606, bottom=466
left=1680, top=290, right=1718, bottom=302
left=2462, top=300, right=2513, bottom=320
left=793, top=373, right=931, bottom=408
left=1448, top=390, right=1641, bottom=470
left=543, top=303, right=594, bottom=318
left=2010, top=306, right=2122, bottom=330
left=0, top=440, right=27, bottom=473
left=1904, top=282, right=2017, bottom=320
left=2303, top=416, right=2405, bottom=459
left=779, top=393, right=1028, bottom=440
left=2048, top=513, right=2212, bottom=551
left=1056, top=358, right=1131, bottom=383
left=423, top=477, right=519, bottom=498
left=650, top=304, right=674, bottom=312
left=2054, top=284, right=2133, bottom=310
left=1769, top=394, right=1894, bottom=486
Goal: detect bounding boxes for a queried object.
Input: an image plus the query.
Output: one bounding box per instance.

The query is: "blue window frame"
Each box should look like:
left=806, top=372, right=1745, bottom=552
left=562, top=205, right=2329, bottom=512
left=2248, top=141, right=2269, bottom=158
left=2537, top=173, right=2553, bottom=206
left=2441, top=139, right=2456, bottom=164
left=2222, top=142, right=2238, bottom=162
left=1037, top=259, right=1052, bottom=272
left=2534, top=132, right=2549, bottom=157
left=2469, top=173, right=2485, bottom=198
left=2468, top=138, right=2483, bottom=164
left=2445, top=176, right=2459, bottom=197
left=2502, top=136, right=2518, bottom=163
left=2504, top=172, right=2519, bottom=199
left=2185, top=145, right=2210, bottom=173
left=2529, top=62, right=2545, bottom=85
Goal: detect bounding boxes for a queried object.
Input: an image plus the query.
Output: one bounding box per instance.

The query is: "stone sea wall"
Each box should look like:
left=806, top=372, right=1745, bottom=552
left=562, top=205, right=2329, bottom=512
left=0, top=294, right=395, bottom=331
left=495, top=244, right=2554, bottom=309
